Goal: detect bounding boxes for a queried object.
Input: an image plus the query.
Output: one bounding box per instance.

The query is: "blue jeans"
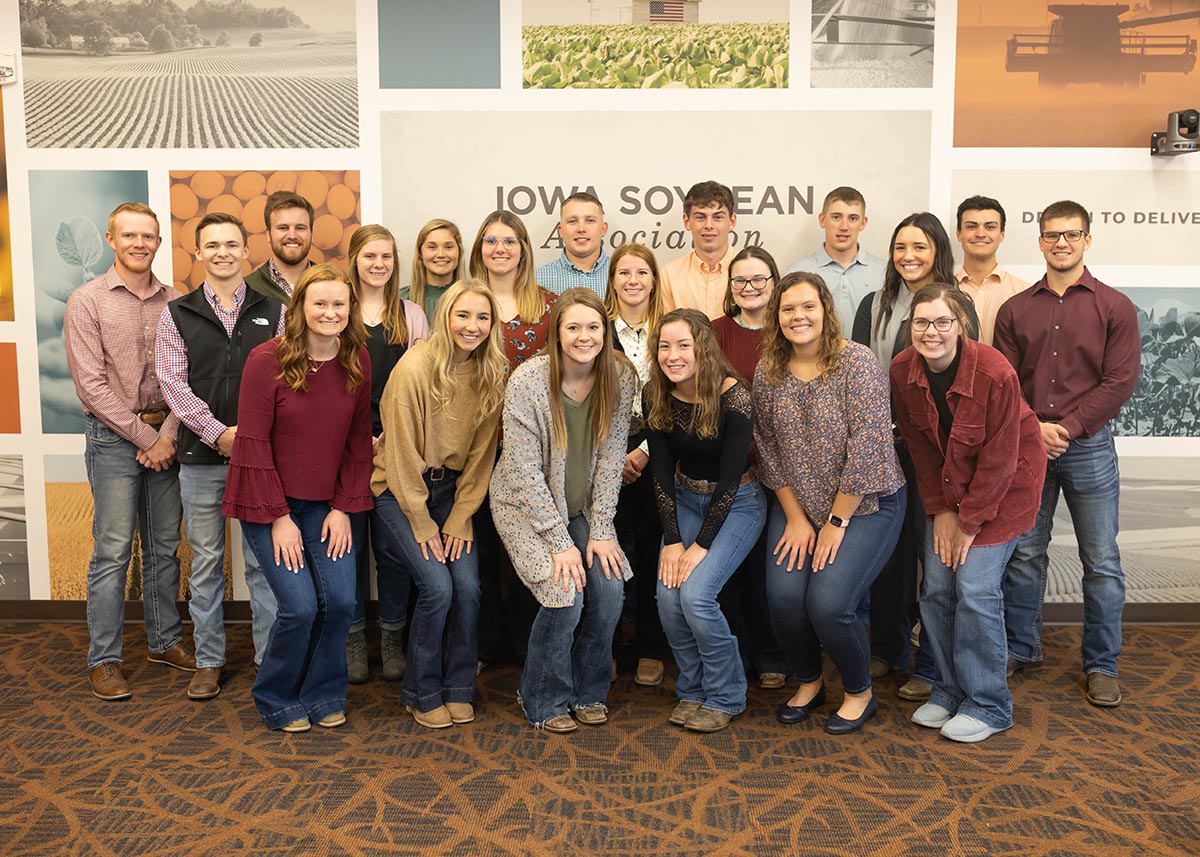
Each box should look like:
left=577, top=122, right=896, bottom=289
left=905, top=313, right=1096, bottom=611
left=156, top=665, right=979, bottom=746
left=372, top=483, right=480, bottom=712
left=84, top=415, right=183, bottom=669
left=767, top=487, right=905, bottom=695
left=657, top=479, right=766, bottom=715
left=922, top=526, right=1017, bottom=730
left=179, top=464, right=277, bottom=668
left=242, top=498, right=357, bottom=729
left=1005, top=425, right=1125, bottom=676
left=350, top=509, right=411, bottom=634
left=519, top=515, right=625, bottom=725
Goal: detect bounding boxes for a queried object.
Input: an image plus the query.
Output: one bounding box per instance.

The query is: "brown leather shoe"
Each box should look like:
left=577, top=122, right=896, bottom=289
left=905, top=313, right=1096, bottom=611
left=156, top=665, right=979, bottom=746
left=148, top=643, right=197, bottom=672
left=684, top=706, right=734, bottom=733
left=573, top=705, right=608, bottom=725
left=445, top=702, right=475, bottom=724
left=898, top=676, right=933, bottom=701
left=759, top=672, right=786, bottom=689
left=541, top=714, right=577, bottom=733
left=668, top=699, right=703, bottom=726
left=88, top=663, right=131, bottom=701
left=635, top=658, right=664, bottom=686
left=186, top=667, right=221, bottom=700
left=407, top=705, right=453, bottom=729
left=1086, top=672, right=1121, bottom=707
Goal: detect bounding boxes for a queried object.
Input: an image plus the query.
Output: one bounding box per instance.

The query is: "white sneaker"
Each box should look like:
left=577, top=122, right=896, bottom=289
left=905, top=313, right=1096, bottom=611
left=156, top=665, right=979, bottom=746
left=911, top=702, right=954, bottom=728
left=940, top=713, right=1007, bottom=743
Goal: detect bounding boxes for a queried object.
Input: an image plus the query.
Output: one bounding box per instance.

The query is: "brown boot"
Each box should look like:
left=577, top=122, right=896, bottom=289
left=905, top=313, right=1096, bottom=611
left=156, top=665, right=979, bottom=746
left=148, top=643, right=197, bottom=672
left=186, top=667, right=221, bottom=700
left=88, top=663, right=131, bottom=701
left=684, top=707, right=735, bottom=733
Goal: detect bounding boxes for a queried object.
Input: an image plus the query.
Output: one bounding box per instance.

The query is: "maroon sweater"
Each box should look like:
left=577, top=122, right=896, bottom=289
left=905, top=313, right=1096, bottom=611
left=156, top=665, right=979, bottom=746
left=711, top=315, right=763, bottom=387
left=890, top=338, right=1046, bottom=546
left=223, top=339, right=374, bottom=524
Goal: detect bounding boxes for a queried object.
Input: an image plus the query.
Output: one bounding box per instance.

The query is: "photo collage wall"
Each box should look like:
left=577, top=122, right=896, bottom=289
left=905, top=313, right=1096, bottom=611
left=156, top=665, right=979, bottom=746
left=1, top=0, right=1198, bottom=608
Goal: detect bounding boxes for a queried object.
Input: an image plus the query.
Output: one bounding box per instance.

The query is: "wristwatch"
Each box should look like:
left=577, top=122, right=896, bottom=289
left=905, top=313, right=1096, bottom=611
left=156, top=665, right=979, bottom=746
left=827, top=513, right=850, bottom=529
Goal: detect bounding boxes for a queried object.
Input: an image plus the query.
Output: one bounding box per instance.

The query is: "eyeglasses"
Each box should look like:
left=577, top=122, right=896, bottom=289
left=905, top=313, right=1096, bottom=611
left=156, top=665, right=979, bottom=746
left=1039, top=230, right=1087, bottom=244
left=730, top=275, right=771, bottom=291
left=482, top=236, right=520, bottom=248
left=910, top=316, right=956, bottom=333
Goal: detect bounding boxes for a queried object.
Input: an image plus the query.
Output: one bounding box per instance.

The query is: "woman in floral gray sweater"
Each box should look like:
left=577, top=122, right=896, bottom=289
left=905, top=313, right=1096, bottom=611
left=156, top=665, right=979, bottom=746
left=490, top=289, right=639, bottom=733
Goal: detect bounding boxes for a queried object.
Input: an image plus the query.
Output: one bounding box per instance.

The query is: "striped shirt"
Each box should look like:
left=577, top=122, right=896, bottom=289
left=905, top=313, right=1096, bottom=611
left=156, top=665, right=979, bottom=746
left=63, top=266, right=181, bottom=450
left=536, top=251, right=610, bottom=299
left=156, top=282, right=285, bottom=449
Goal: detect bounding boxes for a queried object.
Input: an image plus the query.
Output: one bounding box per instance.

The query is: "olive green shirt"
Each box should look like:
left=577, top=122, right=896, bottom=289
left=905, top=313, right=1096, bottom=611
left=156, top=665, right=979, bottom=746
left=563, top=389, right=595, bottom=520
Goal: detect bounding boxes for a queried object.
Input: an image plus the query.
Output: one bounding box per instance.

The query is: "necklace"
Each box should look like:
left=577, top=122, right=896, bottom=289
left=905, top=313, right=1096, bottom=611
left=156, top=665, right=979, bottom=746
left=307, top=353, right=335, bottom=373
left=361, top=305, right=384, bottom=327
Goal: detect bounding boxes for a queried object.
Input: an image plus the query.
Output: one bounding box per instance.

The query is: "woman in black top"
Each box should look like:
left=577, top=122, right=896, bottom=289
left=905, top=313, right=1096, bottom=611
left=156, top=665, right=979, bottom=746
left=644, top=308, right=767, bottom=733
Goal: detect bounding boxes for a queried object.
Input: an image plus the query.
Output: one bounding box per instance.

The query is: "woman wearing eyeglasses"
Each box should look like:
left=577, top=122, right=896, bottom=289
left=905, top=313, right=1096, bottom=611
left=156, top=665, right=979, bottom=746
left=851, top=212, right=979, bottom=702
left=890, top=284, right=1046, bottom=742
left=711, top=245, right=788, bottom=691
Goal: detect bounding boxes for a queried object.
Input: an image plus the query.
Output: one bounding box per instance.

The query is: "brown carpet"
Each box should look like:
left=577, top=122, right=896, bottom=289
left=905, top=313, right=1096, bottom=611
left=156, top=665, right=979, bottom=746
left=1, top=622, right=1197, bottom=856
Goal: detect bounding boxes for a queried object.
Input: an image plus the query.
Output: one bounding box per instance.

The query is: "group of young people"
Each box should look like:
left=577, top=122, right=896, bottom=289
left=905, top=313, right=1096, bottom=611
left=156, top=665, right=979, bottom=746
left=66, top=180, right=1139, bottom=743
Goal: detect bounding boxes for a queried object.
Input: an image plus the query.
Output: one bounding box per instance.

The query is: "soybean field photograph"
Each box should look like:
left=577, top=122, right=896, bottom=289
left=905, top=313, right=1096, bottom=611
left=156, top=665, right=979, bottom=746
left=522, top=0, right=789, bottom=89
left=1113, top=288, right=1200, bottom=438
left=18, top=0, right=357, bottom=149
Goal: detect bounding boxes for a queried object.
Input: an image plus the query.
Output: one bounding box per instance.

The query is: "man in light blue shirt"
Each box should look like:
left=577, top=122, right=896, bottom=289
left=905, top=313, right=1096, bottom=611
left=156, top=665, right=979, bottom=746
left=536, top=191, right=610, bottom=298
left=786, top=186, right=885, bottom=339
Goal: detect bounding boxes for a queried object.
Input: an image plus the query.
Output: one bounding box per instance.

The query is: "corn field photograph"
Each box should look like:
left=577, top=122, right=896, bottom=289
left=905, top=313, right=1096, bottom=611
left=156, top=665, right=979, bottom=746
left=18, top=0, right=357, bottom=149
left=522, top=0, right=788, bottom=89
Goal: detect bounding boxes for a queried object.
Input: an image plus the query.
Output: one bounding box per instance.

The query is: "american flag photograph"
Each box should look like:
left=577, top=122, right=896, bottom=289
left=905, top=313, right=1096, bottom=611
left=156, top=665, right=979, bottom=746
left=523, top=0, right=789, bottom=88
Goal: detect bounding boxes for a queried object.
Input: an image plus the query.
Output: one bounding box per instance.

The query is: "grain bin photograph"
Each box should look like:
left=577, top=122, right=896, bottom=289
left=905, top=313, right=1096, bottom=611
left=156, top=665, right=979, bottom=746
left=522, top=0, right=789, bottom=88
left=0, top=457, right=29, bottom=601
left=18, top=0, right=358, bottom=149
left=811, top=0, right=936, bottom=88
left=168, top=169, right=361, bottom=293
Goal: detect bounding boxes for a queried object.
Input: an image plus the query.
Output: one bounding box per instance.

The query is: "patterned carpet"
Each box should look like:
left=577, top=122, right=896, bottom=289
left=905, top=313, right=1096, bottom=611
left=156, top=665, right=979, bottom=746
left=1, top=622, right=1197, bottom=856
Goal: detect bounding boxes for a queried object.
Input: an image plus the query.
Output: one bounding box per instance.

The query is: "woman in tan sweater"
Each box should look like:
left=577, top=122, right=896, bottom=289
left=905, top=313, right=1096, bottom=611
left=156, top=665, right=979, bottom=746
left=370, top=279, right=507, bottom=729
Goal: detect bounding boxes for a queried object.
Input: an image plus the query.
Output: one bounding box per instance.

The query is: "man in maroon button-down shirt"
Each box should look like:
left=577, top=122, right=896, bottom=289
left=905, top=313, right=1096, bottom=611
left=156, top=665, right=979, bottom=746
left=993, top=200, right=1140, bottom=709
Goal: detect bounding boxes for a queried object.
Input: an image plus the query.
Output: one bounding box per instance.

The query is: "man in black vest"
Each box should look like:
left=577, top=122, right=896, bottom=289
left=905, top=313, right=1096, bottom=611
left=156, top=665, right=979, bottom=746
left=156, top=212, right=284, bottom=699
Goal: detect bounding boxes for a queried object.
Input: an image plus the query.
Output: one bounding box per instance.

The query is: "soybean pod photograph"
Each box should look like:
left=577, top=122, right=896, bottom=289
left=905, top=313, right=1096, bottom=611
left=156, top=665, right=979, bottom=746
left=522, top=0, right=789, bottom=89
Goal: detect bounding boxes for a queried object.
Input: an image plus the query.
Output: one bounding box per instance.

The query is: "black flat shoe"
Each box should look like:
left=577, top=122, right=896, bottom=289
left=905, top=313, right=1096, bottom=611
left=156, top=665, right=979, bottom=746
left=824, top=695, right=878, bottom=735
left=776, top=684, right=827, bottom=725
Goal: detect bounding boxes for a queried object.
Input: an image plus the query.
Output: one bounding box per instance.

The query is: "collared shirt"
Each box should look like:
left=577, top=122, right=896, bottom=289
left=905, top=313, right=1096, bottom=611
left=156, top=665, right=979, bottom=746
left=267, top=258, right=311, bottom=299
left=955, top=262, right=1031, bottom=346
left=993, top=267, right=1140, bottom=440
left=156, top=282, right=286, bottom=449
left=661, top=245, right=737, bottom=320
left=536, top=251, right=611, bottom=299
left=613, top=315, right=652, bottom=458
left=787, top=245, right=886, bottom=339
left=63, top=266, right=181, bottom=450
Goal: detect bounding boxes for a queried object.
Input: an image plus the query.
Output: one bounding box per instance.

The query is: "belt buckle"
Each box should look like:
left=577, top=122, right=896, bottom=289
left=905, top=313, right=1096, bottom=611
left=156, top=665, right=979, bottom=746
left=427, top=467, right=446, bottom=482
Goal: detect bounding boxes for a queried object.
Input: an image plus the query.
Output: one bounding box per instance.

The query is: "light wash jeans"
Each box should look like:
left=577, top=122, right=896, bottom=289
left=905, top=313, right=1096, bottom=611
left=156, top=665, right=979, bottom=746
left=179, top=463, right=277, bottom=668
left=519, top=515, right=625, bottom=726
left=1004, top=425, right=1125, bottom=676
left=657, top=479, right=766, bottom=715
left=84, top=415, right=183, bottom=669
left=242, top=498, right=356, bottom=730
left=922, top=526, right=1017, bottom=730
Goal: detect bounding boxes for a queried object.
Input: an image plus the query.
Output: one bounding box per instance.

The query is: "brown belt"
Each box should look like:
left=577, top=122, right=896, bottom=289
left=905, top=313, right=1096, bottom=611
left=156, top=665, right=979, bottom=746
left=675, top=466, right=755, bottom=495
left=139, top=410, right=167, bottom=426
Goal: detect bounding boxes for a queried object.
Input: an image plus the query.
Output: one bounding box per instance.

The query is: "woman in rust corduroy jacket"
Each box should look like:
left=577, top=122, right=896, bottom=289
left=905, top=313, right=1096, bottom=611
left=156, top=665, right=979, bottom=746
left=890, top=283, right=1046, bottom=744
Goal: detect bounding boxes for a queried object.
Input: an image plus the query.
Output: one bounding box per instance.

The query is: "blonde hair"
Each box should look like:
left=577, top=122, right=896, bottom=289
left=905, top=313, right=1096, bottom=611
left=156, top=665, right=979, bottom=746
left=759, top=272, right=844, bottom=387
left=410, top=218, right=465, bottom=312
left=107, top=202, right=159, bottom=235
left=547, top=288, right=632, bottom=450
left=645, top=308, right=736, bottom=439
left=425, top=279, right=508, bottom=425
left=348, top=224, right=408, bottom=346
left=468, top=210, right=547, bottom=323
left=603, top=243, right=664, bottom=335
left=277, top=264, right=367, bottom=393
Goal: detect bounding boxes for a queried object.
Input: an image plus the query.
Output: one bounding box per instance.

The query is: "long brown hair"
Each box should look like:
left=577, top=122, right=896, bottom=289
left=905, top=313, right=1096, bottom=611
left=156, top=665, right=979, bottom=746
left=348, top=224, right=408, bottom=346
left=277, top=264, right=367, bottom=393
left=547, top=288, right=631, bottom=450
left=876, top=212, right=956, bottom=342
left=425, top=278, right=508, bottom=424
left=603, top=242, right=664, bottom=334
left=723, top=245, right=780, bottom=318
left=468, top=210, right=546, bottom=323
left=759, top=272, right=844, bottom=386
left=907, top=282, right=979, bottom=341
left=409, top=218, right=465, bottom=311
left=645, top=308, right=736, bottom=439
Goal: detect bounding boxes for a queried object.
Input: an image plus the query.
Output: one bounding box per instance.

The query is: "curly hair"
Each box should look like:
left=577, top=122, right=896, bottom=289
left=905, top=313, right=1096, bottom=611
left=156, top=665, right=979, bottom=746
left=759, top=272, right=844, bottom=387
left=276, top=263, right=367, bottom=393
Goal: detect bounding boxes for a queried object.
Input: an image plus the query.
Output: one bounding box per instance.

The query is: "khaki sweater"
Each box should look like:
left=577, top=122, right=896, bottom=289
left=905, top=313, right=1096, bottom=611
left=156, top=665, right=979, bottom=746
left=370, top=340, right=500, bottom=543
